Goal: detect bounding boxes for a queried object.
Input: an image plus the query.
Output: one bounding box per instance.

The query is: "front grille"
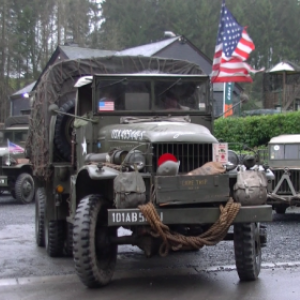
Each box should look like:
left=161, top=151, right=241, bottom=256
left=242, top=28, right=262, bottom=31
left=272, top=169, right=300, bottom=194
left=152, top=143, right=212, bottom=173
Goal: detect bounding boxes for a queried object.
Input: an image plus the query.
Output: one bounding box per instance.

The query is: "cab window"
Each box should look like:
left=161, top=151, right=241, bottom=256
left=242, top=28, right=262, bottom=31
left=270, top=144, right=300, bottom=160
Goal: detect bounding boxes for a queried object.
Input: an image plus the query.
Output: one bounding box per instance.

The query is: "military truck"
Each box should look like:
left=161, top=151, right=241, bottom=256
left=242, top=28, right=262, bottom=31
left=0, top=116, right=35, bottom=203
left=27, top=56, right=274, bottom=288
left=267, top=134, right=300, bottom=214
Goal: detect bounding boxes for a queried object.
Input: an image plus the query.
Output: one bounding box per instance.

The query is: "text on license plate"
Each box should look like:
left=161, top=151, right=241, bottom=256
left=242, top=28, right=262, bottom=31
left=111, top=211, right=163, bottom=224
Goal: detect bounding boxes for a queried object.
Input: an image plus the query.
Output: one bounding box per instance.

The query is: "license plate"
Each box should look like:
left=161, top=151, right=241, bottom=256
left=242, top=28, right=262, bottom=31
left=0, top=177, right=8, bottom=186
left=108, top=210, right=163, bottom=225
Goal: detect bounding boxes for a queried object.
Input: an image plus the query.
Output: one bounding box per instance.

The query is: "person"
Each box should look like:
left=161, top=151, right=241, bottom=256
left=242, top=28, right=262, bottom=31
left=163, top=91, right=190, bottom=110
left=163, top=91, right=180, bottom=109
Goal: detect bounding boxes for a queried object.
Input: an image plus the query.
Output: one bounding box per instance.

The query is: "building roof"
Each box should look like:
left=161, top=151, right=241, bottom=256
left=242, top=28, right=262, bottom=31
left=12, top=81, right=36, bottom=97
left=59, top=45, right=116, bottom=59
left=117, top=37, right=178, bottom=56
left=10, top=81, right=36, bottom=99
left=11, top=45, right=115, bottom=96
left=266, top=60, right=300, bottom=73
left=32, top=45, right=116, bottom=91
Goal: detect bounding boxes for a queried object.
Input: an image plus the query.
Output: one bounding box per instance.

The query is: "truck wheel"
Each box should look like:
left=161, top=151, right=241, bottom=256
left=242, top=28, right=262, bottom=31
left=234, top=223, right=261, bottom=281
left=35, top=188, right=46, bottom=247
left=15, top=173, right=35, bottom=204
left=8, top=180, right=16, bottom=199
left=11, top=190, right=16, bottom=199
left=275, top=205, right=287, bottom=214
left=45, top=219, right=65, bottom=257
left=54, top=99, right=75, bottom=162
left=73, top=195, right=118, bottom=288
left=64, top=222, right=73, bottom=257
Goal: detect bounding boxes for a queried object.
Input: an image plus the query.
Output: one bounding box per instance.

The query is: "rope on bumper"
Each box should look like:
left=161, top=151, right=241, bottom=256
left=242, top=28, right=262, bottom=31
left=138, top=198, right=241, bottom=257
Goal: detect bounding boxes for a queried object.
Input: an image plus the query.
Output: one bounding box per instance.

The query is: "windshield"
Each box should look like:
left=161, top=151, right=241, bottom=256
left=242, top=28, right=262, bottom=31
left=270, top=144, right=300, bottom=160
left=94, top=76, right=209, bottom=113
left=0, top=130, right=28, bottom=148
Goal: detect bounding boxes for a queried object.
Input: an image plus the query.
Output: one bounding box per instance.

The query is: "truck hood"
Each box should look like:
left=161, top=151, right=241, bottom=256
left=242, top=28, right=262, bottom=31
left=99, top=122, right=217, bottom=143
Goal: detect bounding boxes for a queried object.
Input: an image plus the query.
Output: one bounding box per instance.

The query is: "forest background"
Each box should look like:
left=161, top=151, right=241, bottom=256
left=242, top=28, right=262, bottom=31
left=1, top=0, right=299, bottom=120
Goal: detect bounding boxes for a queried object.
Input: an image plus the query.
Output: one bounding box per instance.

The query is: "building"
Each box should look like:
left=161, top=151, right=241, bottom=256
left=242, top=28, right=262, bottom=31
left=263, top=60, right=300, bottom=112
left=10, top=81, right=36, bottom=116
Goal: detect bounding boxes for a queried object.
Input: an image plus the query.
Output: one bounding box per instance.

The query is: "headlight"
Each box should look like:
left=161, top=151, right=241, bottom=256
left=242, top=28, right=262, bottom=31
left=228, top=150, right=239, bottom=165
left=110, top=149, right=128, bottom=165
left=4, top=157, right=17, bottom=166
left=123, top=150, right=145, bottom=171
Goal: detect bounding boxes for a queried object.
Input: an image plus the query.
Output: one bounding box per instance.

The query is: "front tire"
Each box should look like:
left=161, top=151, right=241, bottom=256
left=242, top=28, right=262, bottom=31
left=15, top=173, right=35, bottom=204
left=73, top=195, right=117, bottom=288
left=234, top=223, right=261, bottom=281
left=35, top=187, right=46, bottom=247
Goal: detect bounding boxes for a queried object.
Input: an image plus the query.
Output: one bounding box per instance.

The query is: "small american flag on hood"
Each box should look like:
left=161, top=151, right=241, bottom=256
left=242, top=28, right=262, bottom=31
left=8, top=140, right=24, bottom=153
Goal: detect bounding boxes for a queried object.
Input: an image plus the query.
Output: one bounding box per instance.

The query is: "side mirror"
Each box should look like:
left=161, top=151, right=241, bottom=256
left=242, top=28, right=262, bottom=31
left=48, top=104, right=60, bottom=115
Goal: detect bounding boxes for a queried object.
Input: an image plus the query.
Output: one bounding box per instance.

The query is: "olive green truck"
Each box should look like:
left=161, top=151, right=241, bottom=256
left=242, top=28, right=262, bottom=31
left=0, top=116, right=34, bottom=203
left=27, top=56, right=274, bottom=288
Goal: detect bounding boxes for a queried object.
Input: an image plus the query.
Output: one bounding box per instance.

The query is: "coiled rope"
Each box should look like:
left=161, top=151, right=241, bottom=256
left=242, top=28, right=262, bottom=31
left=138, top=198, right=241, bottom=257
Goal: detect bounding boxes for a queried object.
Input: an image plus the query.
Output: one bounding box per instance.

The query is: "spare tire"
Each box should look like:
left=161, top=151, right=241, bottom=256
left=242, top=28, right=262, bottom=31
left=54, top=99, right=75, bottom=161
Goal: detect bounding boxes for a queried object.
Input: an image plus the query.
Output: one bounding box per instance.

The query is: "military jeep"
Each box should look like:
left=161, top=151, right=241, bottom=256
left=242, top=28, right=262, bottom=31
left=267, top=134, right=300, bottom=213
left=28, top=56, right=273, bottom=288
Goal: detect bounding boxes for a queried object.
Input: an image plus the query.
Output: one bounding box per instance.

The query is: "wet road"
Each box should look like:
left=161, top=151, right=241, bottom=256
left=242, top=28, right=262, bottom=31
left=1, top=194, right=300, bottom=299
left=1, top=265, right=300, bottom=300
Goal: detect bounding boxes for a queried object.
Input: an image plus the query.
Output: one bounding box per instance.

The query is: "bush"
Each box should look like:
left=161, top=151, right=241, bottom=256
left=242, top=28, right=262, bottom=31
left=214, top=111, right=300, bottom=148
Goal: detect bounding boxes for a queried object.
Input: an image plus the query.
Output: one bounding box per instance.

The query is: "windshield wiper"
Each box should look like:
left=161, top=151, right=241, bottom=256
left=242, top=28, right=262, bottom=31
left=97, top=78, right=127, bottom=89
left=120, top=116, right=191, bottom=124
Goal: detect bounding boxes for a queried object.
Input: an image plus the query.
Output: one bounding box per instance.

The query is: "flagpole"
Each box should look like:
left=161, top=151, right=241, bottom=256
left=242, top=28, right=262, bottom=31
left=7, top=139, right=10, bottom=165
left=223, top=83, right=226, bottom=118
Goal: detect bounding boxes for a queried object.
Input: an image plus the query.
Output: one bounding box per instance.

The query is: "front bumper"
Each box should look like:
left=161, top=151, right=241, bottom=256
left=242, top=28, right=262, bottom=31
left=107, top=205, right=272, bottom=226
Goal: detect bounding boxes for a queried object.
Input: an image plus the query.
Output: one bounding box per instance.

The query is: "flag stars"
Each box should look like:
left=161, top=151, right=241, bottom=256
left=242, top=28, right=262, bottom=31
left=212, top=1, right=261, bottom=83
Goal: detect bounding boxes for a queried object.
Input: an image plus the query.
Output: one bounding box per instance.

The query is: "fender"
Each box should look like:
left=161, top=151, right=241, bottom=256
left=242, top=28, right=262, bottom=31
left=2, top=164, right=31, bottom=170
left=78, top=164, right=120, bottom=180
left=72, top=165, right=121, bottom=217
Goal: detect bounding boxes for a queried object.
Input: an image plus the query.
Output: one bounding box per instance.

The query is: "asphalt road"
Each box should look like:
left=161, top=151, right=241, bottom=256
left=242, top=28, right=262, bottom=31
left=1, top=193, right=300, bottom=300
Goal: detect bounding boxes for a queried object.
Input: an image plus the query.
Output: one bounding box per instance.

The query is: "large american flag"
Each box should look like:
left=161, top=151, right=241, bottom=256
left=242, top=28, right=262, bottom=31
left=211, top=0, right=263, bottom=83
left=98, top=101, right=115, bottom=111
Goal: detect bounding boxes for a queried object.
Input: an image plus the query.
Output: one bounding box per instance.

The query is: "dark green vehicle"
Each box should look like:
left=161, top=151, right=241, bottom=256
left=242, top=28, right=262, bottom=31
left=28, top=56, right=274, bottom=288
left=0, top=117, right=35, bottom=204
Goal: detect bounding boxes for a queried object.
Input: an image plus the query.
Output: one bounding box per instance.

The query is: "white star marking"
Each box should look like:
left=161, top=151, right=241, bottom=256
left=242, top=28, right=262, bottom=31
left=81, top=137, right=87, bottom=155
